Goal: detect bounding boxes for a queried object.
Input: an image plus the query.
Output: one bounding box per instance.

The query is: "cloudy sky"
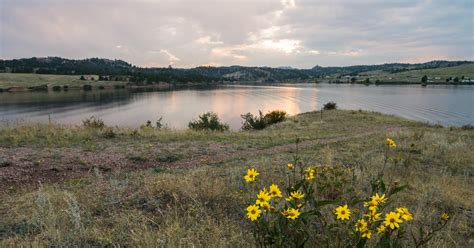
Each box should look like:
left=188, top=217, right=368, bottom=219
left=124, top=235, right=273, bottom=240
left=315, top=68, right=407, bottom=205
left=1, top=0, right=473, bottom=68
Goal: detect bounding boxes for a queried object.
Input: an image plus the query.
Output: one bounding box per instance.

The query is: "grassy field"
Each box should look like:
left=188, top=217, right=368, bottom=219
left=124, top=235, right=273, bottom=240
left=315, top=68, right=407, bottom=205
left=0, top=73, right=127, bottom=89
left=324, top=64, right=474, bottom=84
left=0, top=110, right=472, bottom=246
left=360, top=64, right=474, bottom=83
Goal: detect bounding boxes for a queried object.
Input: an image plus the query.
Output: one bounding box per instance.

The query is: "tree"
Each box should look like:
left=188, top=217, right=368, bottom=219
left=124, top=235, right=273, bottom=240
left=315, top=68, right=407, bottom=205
left=80, top=75, right=86, bottom=80
left=350, top=77, right=357, bottom=83
left=454, top=77, right=459, bottom=83
left=421, top=75, right=428, bottom=83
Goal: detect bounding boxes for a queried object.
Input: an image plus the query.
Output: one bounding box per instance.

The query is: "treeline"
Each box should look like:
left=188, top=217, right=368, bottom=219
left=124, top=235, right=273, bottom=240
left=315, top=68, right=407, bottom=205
left=0, top=57, right=472, bottom=84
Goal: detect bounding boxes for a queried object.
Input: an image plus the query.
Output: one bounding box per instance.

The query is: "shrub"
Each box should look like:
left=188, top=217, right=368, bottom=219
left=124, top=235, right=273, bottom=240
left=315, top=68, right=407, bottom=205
left=264, top=110, right=287, bottom=125
left=188, top=112, right=229, bottom=131
left=241, top=111, right=267, bottom=130
left=241, top=138, right=450, bottom=247
left=241, top=110, right=288, bottom=130
left=323, top=101, right=337, bottom=110
left=82, top=116, right=105, bottom=129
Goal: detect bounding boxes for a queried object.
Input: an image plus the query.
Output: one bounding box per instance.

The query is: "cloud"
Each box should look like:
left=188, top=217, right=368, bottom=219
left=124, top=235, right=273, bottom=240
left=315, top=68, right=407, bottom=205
left=0, top=0, right=472, bottom=68
left=196, top=36, right=224, bottom=45
left=160, top=49, right=180, bottom=64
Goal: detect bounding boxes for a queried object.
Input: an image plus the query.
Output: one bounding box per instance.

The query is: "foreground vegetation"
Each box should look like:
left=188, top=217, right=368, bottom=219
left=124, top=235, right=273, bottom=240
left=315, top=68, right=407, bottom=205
left=0, top=110, right=472, bottom=246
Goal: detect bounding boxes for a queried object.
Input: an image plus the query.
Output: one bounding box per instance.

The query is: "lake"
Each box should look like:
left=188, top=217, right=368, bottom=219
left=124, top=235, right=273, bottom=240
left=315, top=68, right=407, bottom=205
left=0, top=84, right=473, bottom=129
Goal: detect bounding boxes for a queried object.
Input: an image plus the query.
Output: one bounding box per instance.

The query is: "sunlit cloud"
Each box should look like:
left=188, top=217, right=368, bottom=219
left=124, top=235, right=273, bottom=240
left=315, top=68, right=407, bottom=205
left=160, top=49, right=180, bottom=64
left=196, top=36, right=224, bottom=45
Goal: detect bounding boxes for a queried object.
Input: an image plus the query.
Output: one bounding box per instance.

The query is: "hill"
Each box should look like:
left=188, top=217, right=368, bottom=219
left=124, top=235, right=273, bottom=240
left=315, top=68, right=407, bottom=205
left=0, top=57, right=472, bottom=86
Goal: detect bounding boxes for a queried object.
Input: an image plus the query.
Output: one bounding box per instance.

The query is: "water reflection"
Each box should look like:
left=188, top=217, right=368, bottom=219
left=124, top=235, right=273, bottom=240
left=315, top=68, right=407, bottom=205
left=0, top=84, right=472, bottom=128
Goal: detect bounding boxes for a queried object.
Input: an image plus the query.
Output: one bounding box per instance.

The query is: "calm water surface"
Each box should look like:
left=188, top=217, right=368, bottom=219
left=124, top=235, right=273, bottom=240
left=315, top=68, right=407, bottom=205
left=0, top=84, right=473, bottom=129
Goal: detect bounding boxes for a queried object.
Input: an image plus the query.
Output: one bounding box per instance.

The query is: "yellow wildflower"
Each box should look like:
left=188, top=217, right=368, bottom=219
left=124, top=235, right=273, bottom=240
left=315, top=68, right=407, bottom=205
left=305, top=168, right=315, bottom=180
left=244, top=168, right=259, bottom=183
left=396, top=207, right=413, bottom=221
left=377, top=225, right=386, bottom=234
left=283, top=208, right=301, bottom=220
left=441, top=213, right=449, bottom=221
left=386, top=138, right=396, bottom=148
left=246, top=204, right=261, bottom=221
left=256, top=189, right=271, bottom=206
left=355, top=219, right=368, bottom=232
left=261, top=202, right=271, bottom=212
left=290, top=191, right=305, bottom=200
left=334, top=205, right=351, bottom=221
left=285, top=196, right=293, bottom=202
left=361, top=228, right=372, bottom=239
left=287, top=163, right=294, bottom=169
left=364, top=210, right=381, bottom=222
left=269, top=184, right=282, bottom=198
left=384, top=212, right=403, bottom=229
left=371, top=193, right=387, bottom=205
left=364, top=199, right=378, bottom=212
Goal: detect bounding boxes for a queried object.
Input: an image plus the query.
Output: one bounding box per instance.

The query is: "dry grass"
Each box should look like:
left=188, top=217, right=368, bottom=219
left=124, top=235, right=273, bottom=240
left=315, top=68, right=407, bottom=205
left=0, top=110, right=472, bottom=247
left=0, top=73, right=127, bottom=89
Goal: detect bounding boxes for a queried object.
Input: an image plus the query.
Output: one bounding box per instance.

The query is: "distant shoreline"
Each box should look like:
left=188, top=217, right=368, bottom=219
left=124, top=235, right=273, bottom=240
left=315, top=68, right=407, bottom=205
left=1, top=70, right=473, bottom=93
left=1, top=80, right=474, bottom=93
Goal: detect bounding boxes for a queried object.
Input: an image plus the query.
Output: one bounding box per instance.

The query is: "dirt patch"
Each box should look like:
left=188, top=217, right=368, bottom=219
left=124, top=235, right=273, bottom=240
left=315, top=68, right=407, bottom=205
left=0, top=126, right=405, bottom=195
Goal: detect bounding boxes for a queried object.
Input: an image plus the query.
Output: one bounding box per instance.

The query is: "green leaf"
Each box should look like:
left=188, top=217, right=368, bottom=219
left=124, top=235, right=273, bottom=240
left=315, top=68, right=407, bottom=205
left=389, top=184, right=408, bottom=196
left=380, top=178, right=386, bottom=193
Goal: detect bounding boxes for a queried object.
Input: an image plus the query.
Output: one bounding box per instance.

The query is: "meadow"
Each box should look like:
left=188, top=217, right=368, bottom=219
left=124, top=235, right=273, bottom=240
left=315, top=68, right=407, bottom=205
left=0, top=73, right=127, bottom=90
left=0, top=110, right=472, bottom=246
left=359, top=64, right=474, bottom=83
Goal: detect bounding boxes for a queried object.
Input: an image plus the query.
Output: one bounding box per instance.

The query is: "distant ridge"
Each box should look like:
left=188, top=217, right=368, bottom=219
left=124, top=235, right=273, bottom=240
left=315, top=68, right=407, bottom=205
left=1, top=57, right=472, bottom=83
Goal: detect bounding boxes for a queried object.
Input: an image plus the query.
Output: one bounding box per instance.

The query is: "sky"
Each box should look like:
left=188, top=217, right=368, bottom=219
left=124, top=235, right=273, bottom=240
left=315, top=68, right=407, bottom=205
left=0, top=0, right=473, bottom=68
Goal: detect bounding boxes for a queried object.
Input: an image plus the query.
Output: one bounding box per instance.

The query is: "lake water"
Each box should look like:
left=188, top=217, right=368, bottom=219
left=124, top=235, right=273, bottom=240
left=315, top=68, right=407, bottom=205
left=0, top=84, right=473, bottom=129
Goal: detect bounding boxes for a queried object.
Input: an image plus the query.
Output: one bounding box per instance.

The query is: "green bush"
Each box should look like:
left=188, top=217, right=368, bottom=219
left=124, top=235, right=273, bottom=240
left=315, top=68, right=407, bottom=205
left=264, top=110, right=287, bottom=125
left=323, top=101, right=337, bottom=110
left=241, top=110, right=288, bottom=130
left=188, top=112, right=229, bottom=131
left=241, top=111, right=267, bottom=130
